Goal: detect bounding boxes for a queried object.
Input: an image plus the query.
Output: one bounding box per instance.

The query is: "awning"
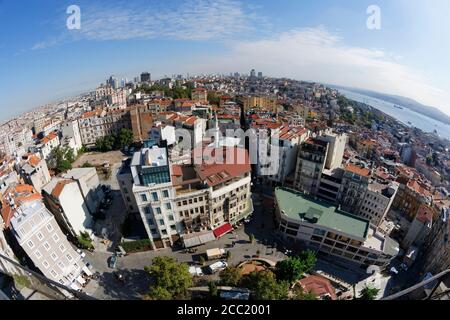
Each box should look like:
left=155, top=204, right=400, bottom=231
left=182, top=231, right=216, bottom=248
left=213, top=223, right=233, bottom=239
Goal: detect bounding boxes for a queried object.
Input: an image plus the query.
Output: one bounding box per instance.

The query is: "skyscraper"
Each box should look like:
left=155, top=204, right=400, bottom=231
left=141, top=72, right=151, bottom=82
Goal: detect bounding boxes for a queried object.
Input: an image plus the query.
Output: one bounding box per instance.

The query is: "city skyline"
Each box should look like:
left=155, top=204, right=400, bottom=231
left=1, top=0, right=450, bottom=122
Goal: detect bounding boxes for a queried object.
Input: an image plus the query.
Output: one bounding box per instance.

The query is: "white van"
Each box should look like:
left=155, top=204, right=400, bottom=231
left=207, top=261, right=228, bottom=274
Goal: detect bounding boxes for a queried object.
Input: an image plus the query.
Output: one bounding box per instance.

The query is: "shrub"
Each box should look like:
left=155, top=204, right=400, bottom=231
left=121, top=239, right=153, bottom=253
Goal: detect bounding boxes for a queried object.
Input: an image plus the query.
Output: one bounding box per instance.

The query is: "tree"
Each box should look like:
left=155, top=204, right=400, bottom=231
left=219, top=267, right=242, bottom=287
left=145, top=256, right=193, bottom=300
left=275, top=250, right=316, bottom=283
left=249, top=234, right=255, bottom=243
left=82, top=162, right=94, bottom=168
left=240, top=270, right=289, bottom=300
left=359, top=285, right=380, bottom=300
left=47, top=146, right=75, bottom=174
left=226, top=250, right=232, bottom=260
left=116, top=128, right=133, bottom=150
left=208, top=281, right=218, bottom=299
left=297, top=250, right=317, bottom=274
left=292, top=286, right=317, bottom=300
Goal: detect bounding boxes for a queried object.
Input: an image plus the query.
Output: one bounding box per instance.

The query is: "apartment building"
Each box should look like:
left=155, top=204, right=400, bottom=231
left=271, top=127, right=309, bottom=184
left=403, top=204, right=433, bottom=249
left=61, top=168, right=104, bottom=215
left=0, top=215, right=20, bottom=275
left=191, top=88, right=208, bottom=102
left=78, top=108, right=131, bottom=146
left=393, top=177, right=433, bottom=221
left=294, top=138, right=329, bottom=195
left=61, top=120, right=83, bottom=156
left=42, top=178, right=95, bottom=238
left=130, top=104, right=154, bottom=142
left=0, top=185, right=89, bottom=290
left=18, top=153, right=51, bottom=193
left=154, top=112, right=206, bottom=148
left=274, top=187, right=400, bottom=268
left=240, top=96, right=278, bottom=112
left=119, top=145, right=253, bottom=250
left=422, top=206, right=449, bottom=274
left=37, top=132, right=60, bottom=160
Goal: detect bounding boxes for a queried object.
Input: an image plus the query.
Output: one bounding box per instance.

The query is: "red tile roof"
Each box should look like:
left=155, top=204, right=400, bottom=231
left=194, top=147, right=251, bottom=187
left=1, top=184, right=41, bottom=228
left=345, top=163, right=371, bottom=177
left=41, top=132, right=58, bottom=144
left=297, top=275, right=337, bottom=300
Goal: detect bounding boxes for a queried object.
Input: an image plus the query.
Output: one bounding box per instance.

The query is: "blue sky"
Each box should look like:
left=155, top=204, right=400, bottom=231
left=1, top=0, right=450, bottom=122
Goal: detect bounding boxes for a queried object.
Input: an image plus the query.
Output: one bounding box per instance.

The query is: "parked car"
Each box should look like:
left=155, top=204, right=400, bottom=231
left=108, top=254, right=118, bottom=269
left=207, top=261, right=228, bottom=274
left=188, top=266, right=204, bottom=277
left=390, top=267, right=399, bottom=275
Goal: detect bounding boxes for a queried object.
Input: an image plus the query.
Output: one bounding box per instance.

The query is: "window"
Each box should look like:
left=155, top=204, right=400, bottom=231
left=27, top=240, right=34, bottom=249
left=50, top=269, right=58, bottom=278
left=74, top=263, right=79, bottom=270
left=159, top=219, right=165, bottom=226
left=43, top=241, right=51, bottom=251
left=37, top=232, right=44, bottom=240
left=168, top=215, right=174, bottom=221
left=52, top=234, right=60, bottom=242
left=148, top=218, right=154, bottom=226
left=46, top=224, right=54, bottom=232
left=151, top=192, right=158, bottom=201
left=162, top=190, right=169, bottom=198
left=42, top=260, right=50, bottom=269
left=35, top=250, right=42, bottom=259
left=155, top=207, right=162, bottom=215
left=144, top=206, right=151, bottom=214
left=66, top=254, right=73, bottom=261
left=165, top=203, right=172, bottom=210
left=170, top=225, right=176, bottom=231
left=161, top=230, right=168, bottom=236
left=140, top=194, right=148, bottom=202
left=51, top=252, right=58, bottom=261
left=59, top=244, right=66, bottom=253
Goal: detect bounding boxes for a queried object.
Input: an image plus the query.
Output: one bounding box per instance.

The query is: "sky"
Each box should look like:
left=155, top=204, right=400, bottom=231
left=1, top=0, right=450, bottom=122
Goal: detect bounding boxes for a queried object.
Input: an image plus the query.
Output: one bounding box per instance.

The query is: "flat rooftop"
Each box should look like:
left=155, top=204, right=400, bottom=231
left=131, top=146, right=168, bottom=168
left=275, top=187, right=369, bottom=239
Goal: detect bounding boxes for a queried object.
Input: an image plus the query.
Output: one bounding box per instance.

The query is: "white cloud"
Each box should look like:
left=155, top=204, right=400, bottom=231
left=33, top=0, right=268, bottom=48
left=183, top=27, right=450, bottom=115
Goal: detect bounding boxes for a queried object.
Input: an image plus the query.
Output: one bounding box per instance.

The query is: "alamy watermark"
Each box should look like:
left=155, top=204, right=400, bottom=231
left=367, top=5, right=381, bottom=30
left=171, top=127, right=282, bottom=176
left=66, top=5, right=81, bottom=30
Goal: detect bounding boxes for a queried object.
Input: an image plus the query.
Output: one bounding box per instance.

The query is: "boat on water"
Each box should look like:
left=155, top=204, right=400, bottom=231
left=393, top=105, right=404, bottom=110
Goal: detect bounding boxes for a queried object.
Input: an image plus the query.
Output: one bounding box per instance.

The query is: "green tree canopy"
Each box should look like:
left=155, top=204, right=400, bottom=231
left=144, top=256, right=193, bottom=300
left=219, top=267, right=242, bottom=287
left=291, top=286, right=317, bottom=300
left=359, top=285, right=380, bottom=300
left=95, top=129, right=133, bottom=152
left=275, top=250, right=317, bottom=283
left=47, top=146, right=75, bottom=174
left=240, top=270, right=289, bottom=300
